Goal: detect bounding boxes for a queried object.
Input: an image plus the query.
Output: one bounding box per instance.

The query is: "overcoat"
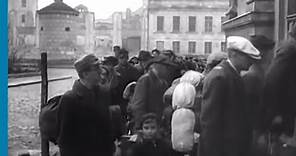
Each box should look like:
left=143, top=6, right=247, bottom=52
left=115, top=63, right=141, bottom=117
left=262, top=38, right=296, bottom=135
left=130, top=70, right=169, bottom=129
left=57, top=80, right=113, bottom=156
left=200, top=60, right=251, bottom=156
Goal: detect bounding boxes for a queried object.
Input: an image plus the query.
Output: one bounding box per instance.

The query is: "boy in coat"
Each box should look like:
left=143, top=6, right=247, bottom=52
left=128, top=113, right=171, bottom=156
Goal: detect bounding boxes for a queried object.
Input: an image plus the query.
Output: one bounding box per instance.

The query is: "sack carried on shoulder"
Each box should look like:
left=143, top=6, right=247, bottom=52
left=171, top=108, right=195, bottom=152
left=39, top=95, right=62, bottom=144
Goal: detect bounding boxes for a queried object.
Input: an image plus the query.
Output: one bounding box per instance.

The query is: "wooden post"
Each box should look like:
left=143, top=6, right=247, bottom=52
left=40, top=52, right=49, bottom=156
left=41, top=52, right=48, bottom=108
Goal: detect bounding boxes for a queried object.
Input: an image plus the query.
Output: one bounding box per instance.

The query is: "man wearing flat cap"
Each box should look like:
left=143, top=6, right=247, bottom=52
left=57, top=54, right=114, bottom=156
left=129, top=55, right=178, bottom=130
left=262, top=23, right=296, bottom=148
left=200, top=36, right=261, bottom=156
left=135, top=50, right=152, bottom=75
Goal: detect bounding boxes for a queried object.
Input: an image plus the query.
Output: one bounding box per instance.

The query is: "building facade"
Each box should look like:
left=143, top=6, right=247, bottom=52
left=112, top=9, right=142, bottom=56
left=37, top=0, right=96, bottom=59
left=112, top=12, right=123, bottom=47
left=75, top=4, right=96, bottom=54
left=222, top=0, right=296, bottom=48
left=94, top=19, right=113, bottom=56
left=142, top=0, right=228, bottom=56
left=8, top=0, right=38, bottom=48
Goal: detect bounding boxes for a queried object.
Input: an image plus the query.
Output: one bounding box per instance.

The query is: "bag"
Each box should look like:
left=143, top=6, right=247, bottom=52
left=39, top=95, right=62, bottom=144
left=171, top=108, right=196, bottom=152
left=171, top=82, right=196, bottom=152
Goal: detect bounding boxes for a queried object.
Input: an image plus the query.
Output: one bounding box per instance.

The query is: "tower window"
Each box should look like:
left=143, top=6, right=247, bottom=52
left=21, top=14, right=25, bottom=23
left=21, top=0, right=26, bottom=8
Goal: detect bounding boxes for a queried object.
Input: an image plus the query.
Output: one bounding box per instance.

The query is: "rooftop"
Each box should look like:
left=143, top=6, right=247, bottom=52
left=37, top=0, right=79, bottom=16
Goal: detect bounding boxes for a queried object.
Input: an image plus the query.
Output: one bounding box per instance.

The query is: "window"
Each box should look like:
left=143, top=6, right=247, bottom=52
left=40, top=27, right=44, bottom=31
left=173, top=16, right=180, bottom=32
left=21, top=14, right=25, bottom=23
left=172, top=41, right=180, bottom=53
left=205, top=16, right=213, bottom=33
left=221, top=41, right=226, bottom=52
left=21, top=0, right=26, bottom=8
left=205, top=42, right=212, bottom=54
left=65, top=27, right=70, bottom=31
left=156, top=41, right=164, bottom=51
left=188, top=41, right=196, bottom=54
left=189, top=16, right=196, bottom=32
left=157, top=16, right=164, bottom=31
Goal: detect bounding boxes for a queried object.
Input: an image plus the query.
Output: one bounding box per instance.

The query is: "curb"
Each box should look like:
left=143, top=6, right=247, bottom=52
left=8, top=76, right=73, bottom=88
left=8, top=72, right=41, bottom=79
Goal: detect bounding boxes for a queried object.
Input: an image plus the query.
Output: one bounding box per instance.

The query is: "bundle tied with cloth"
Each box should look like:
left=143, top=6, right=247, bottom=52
left=171, top=82, right=197, bottom=153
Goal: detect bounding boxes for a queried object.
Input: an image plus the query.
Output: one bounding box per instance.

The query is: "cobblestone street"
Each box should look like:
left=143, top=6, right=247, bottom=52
left=8, top=68, right=77, bottom=155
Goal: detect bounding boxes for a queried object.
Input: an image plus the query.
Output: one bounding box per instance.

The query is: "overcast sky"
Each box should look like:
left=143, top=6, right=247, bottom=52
left=38, top=0, right=143, bottom=19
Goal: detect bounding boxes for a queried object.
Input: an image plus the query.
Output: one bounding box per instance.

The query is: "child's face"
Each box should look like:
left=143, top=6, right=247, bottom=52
left=142, top=121, right=158, bottom=139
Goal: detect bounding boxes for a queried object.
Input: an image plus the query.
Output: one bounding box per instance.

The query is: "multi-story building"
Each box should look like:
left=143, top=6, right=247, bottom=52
left=141, top=0, right=228, bottom=56
left=8, top=0, right=38, bottom=48
left=94, top=19, right=113, bottom=56
left=74, top=4, right=95, bottom=54
left=112, top=9, right=142, bottom=56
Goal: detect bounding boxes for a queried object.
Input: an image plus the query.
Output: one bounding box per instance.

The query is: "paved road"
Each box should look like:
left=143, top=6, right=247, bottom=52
left=8, top=68, right=78, bottom=155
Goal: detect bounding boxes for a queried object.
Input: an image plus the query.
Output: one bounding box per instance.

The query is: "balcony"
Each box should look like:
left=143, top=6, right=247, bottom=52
left=222, top=0, right=274, bottom=39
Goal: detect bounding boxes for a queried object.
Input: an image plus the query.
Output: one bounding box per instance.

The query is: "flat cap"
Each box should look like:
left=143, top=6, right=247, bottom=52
left=145, top=55, right=178, bottom=69
left=74, top=54, right=100, bottom=73
left=138, top=50, right=152, bottom=61
left=102, top=56, right=118, bottom=67
left=227, top=36, right=261, bottom=60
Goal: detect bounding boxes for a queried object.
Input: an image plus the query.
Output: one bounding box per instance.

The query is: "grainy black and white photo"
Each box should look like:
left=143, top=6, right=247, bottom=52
left=8, top=0, right=296, bottom=156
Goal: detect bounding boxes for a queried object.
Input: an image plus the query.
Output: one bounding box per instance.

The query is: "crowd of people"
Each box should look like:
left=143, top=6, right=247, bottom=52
left=55, top=24, right=296, bottom=156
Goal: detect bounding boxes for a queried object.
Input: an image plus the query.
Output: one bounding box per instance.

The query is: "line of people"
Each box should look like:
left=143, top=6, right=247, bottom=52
left=56, top=24, right=296, bottom=156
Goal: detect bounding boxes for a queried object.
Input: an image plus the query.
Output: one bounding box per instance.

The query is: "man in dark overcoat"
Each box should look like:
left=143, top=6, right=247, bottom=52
left=200, top=36, right=261, bottom=156
left=57, top=54, right=114, bottom=156
left=242, top=35, right=275, bottom=156
left=114, top=49, right=141, bottom=123
left=129, top=55, right=177, bottom=129
left=262, top=24, right=296, bottom=140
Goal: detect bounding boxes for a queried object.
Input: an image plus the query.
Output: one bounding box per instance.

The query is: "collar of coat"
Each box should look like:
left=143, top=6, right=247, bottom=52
left=215, top=60, right=242, bottom=80
left=72, top=79, right=99, bottom=97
